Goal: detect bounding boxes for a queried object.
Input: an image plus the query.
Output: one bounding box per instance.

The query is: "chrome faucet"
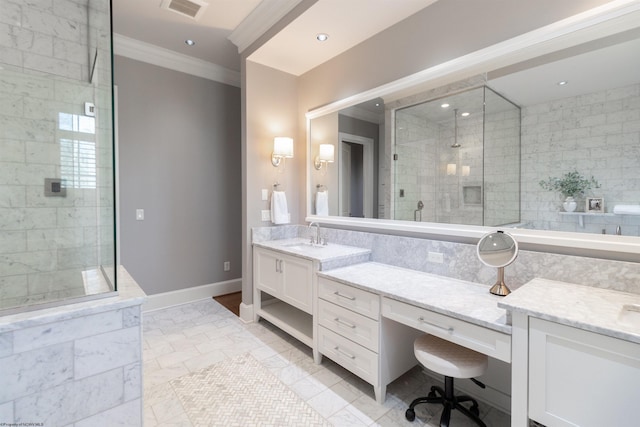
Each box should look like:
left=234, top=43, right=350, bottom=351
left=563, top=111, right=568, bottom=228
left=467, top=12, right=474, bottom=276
left=308, top=222, right=326, bottom=245
left=616, top=225, right=622, bottom=235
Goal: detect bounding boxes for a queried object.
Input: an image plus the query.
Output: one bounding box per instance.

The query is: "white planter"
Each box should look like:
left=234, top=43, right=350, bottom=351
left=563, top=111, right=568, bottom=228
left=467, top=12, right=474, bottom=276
left=563, top=197, right=577, bottom=212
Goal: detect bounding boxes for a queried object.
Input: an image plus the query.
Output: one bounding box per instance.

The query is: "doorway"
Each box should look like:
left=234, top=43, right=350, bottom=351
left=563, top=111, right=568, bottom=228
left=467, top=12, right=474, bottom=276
left=338, top=132, right=374, bottom=217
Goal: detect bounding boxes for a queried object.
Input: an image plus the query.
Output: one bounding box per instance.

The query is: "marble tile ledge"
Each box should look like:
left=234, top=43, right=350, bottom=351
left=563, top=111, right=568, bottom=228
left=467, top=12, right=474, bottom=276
left=0, top=266, right=146, bottom=332
left=499, top=278, right=640, bottom=344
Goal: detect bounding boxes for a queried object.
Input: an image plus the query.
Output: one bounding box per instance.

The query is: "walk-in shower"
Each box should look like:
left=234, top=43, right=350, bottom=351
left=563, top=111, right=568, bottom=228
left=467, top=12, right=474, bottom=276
left=393, top=86, right=521, bottom=226
left=0, top=1, right=116, bottom=313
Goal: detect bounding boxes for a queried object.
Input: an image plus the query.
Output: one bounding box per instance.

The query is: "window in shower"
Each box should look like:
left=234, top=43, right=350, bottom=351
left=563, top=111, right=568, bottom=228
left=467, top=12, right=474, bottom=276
left=59, top=112, right=97, bottom=190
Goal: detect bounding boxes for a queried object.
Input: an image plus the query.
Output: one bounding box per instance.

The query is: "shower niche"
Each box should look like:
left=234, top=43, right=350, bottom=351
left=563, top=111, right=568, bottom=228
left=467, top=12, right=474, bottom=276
left=393, top=85, right=521, bottom=227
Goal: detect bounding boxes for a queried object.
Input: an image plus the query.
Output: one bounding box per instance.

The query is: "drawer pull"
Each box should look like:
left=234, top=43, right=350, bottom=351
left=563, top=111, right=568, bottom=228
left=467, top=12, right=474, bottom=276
left=333, top=291, right=356, bottom=301
left=334, top=317, right=356, bottom=329
left=418, top=317, right=454, bottom=333
left=334, top=346, right=356, bottom=359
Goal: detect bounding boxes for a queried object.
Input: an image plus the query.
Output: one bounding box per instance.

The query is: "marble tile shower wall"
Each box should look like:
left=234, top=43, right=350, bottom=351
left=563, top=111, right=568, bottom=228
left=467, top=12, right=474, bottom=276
left=0, top=304, right=143, bottom=425
left=521, top=82, right=640, bottom=235
left=483, top=108, right=520, bottom=227
left=0, top=0, right=114, bottom=307
left=256, top=225, right=640, bottom=295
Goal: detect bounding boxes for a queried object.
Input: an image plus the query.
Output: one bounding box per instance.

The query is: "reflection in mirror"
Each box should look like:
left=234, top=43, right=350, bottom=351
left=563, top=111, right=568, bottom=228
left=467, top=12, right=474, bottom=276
left=308, top=24, right=640, bottom=236
left=477, top=230, right=519, bottom=296
left=392, top=86, right=520, bottom=226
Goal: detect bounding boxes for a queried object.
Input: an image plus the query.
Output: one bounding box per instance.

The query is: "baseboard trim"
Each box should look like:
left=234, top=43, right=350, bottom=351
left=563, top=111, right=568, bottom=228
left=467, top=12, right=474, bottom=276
left=239, top=303, right=254, bottom=323
left=143, top=279, right=241, bottom=313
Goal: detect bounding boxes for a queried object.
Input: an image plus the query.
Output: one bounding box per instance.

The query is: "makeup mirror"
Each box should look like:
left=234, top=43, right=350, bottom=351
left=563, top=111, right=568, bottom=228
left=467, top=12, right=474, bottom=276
left=477, top=230, right=519, bottom=296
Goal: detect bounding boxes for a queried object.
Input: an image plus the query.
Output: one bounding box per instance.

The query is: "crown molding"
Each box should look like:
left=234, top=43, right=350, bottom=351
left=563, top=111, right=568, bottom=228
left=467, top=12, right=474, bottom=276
left=228, top=0, right=302, bottom=53
left=113, top=33, right=240, bottom=87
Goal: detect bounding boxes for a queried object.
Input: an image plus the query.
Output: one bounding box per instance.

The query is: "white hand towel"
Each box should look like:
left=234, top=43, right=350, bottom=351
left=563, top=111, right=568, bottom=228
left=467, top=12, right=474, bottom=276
left=270, top=191, right=290, bottom=224
left=613, top=204, right=640, bottom=215
left=316, top=190, right=329, bottom=216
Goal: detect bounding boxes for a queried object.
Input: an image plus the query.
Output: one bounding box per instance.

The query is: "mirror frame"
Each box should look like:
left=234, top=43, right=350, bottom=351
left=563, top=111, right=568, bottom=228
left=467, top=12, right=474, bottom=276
left=306, top=1, right=640, bottom=258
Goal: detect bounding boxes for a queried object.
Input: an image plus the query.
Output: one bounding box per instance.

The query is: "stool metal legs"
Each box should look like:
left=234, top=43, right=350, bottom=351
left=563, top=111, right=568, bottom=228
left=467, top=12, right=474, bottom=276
left=405, top=377, right=486, bottom=427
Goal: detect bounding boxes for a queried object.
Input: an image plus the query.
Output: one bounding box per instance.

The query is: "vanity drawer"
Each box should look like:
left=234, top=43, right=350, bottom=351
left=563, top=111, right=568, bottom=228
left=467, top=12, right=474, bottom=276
left=317, top=326, right=379, bottom=385
left=318, top=299, right=379, bottom=352
left=381, top=297, right=511, bottom=363
left=318, top=277, right=380, bottom=320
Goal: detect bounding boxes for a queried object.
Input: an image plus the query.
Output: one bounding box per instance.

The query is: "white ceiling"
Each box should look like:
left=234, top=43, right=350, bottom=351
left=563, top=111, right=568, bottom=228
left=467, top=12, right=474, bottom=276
left=111, top=0, right=438, bottom=75
left=112, top=0, right=263, bottom=71
left=247, top=0, right=439, bottom=76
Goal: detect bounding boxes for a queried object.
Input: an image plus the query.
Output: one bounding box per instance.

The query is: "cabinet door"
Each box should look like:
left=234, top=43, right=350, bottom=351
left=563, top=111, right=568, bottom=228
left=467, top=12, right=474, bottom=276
left=281, top=254, right=313, bottom=314
left=529, top=318, right=640, bottom=427
left=254, top=248, right=283, bottom=297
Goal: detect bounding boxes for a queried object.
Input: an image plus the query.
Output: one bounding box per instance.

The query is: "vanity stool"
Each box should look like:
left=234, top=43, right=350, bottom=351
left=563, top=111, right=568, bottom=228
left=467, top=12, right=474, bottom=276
left=406, top=334, right=488, bottom=427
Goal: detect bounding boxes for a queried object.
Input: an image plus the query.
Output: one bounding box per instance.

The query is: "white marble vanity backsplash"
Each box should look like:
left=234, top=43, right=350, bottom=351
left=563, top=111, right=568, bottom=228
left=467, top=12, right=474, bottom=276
left=253, top=225, right=640, bottom=295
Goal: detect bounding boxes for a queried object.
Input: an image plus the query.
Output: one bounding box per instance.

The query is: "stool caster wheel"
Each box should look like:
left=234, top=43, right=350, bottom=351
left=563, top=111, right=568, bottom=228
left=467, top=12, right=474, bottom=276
left=405, top=408, right=416, bottom=422
left=470, top=404, right=480, bottom=417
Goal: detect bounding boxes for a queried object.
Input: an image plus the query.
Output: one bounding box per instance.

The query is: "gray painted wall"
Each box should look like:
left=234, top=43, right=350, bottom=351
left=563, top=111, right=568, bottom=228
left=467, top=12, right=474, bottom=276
left=115, top=56, right=241, bottom=295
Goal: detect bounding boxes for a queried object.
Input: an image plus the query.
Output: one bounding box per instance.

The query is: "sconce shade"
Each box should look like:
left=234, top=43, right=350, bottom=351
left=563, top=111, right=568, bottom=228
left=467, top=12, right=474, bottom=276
left=273, top=137, right=294, bottom=157
left=314, top=143, right=335, bottom=170
left=272, top=137, right=293, bottom=167
left=447, top=163, right=457, bottom=175
left=318, top=144, right=335, bottom=162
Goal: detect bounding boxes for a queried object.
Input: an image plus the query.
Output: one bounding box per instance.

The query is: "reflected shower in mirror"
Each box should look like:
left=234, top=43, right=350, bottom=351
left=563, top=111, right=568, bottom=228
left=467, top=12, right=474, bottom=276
left=308, top=26, right=640, bottom=236
left=392, top=86, right=520, bottom=227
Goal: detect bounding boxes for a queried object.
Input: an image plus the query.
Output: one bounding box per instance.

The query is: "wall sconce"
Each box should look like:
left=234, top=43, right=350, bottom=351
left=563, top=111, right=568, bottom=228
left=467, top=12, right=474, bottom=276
left=462, top=165, right=470, bottom=176
left=446, top=163, right=457, bottom=176
left=314, top=144, right=335, bottom=170
left=271, top=137, right=294, bottom=167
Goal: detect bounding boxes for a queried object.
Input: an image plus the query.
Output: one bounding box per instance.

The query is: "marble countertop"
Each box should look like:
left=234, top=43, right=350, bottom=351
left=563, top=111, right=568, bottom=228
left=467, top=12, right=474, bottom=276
left=499, top=278, right=640, bottom=344
left=253, top=238, right=371, bottom=270
left=317, top=262, right=511, bottom=334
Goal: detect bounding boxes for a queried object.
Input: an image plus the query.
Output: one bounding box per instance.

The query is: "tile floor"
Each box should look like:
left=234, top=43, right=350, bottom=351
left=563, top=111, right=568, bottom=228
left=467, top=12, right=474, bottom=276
left=143, top=298, right=511, bottom=426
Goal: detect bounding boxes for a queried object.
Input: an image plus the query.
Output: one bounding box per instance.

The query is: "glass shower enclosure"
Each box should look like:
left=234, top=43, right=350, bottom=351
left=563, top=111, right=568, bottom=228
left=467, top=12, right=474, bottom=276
left=393, top=86, right=521, bottom=227
left=0, top=0, right=116, bottom=313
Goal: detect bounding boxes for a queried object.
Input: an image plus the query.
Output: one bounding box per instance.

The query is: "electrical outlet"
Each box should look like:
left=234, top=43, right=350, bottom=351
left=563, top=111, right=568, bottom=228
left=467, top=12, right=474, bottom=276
left=136, top=209, right=144, bottom=221
left=261, top=189, right=268, bottom=201
left=428, top=251, right=444, bottom=263
left=261, top=210, right=271, bottom=221
left=223, top=261, right=230, bottom=271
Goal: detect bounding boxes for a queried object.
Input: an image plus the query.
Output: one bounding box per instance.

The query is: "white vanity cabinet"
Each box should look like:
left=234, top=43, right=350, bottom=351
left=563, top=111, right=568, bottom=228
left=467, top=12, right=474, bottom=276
left=253, top=246, right=315, bottom=346
left=316, top=277, right=383, bottom=400
left=528, top=318, right=640, bottom=427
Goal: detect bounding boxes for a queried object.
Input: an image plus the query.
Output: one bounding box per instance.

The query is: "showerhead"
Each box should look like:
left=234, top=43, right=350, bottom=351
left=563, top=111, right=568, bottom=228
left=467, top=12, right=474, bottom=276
left=451, top=108, right=460, bottom=148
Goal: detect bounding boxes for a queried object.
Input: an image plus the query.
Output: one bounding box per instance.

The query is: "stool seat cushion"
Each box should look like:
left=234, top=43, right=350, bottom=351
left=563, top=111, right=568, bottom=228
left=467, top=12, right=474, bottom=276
left=414, top=334, right=488, bottom=379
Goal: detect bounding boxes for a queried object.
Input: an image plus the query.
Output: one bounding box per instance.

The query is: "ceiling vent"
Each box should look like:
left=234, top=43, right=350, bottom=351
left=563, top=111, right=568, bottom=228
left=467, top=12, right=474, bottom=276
left=160, top=0, right=209, bottom=20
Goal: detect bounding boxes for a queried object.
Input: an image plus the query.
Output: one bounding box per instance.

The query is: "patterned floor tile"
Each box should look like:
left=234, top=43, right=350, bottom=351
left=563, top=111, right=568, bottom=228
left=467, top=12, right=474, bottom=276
left=170, top=353, right=330, bottom=427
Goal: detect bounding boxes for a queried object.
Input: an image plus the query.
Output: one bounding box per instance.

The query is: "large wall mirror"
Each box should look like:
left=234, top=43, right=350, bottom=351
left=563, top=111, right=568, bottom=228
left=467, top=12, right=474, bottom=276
left=308, top=5, right=640, bottom=252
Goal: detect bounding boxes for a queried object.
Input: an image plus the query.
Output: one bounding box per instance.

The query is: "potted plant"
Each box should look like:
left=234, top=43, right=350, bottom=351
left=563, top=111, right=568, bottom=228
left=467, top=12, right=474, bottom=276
left=539, top=170, right=600, bottom=212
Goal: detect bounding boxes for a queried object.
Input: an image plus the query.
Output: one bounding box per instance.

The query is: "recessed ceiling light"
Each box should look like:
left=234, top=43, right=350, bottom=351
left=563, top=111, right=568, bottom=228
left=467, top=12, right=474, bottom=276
left=375, top=103, right=380, bottom=107
left=461, top=112, right=470, bottom=117
left=316, top=33, right=329, bottom=42
left=441, top=103, right=450, bottom=108
left=557, top=80, right=568, bottom=86
left=185, top=39, right=195, bottom=46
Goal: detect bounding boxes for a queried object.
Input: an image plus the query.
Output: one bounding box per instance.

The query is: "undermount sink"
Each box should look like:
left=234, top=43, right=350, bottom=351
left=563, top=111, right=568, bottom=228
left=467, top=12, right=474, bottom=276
left=617, top=304, right=640, bottom=329
left=281, top=242, right=324, bottom=251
